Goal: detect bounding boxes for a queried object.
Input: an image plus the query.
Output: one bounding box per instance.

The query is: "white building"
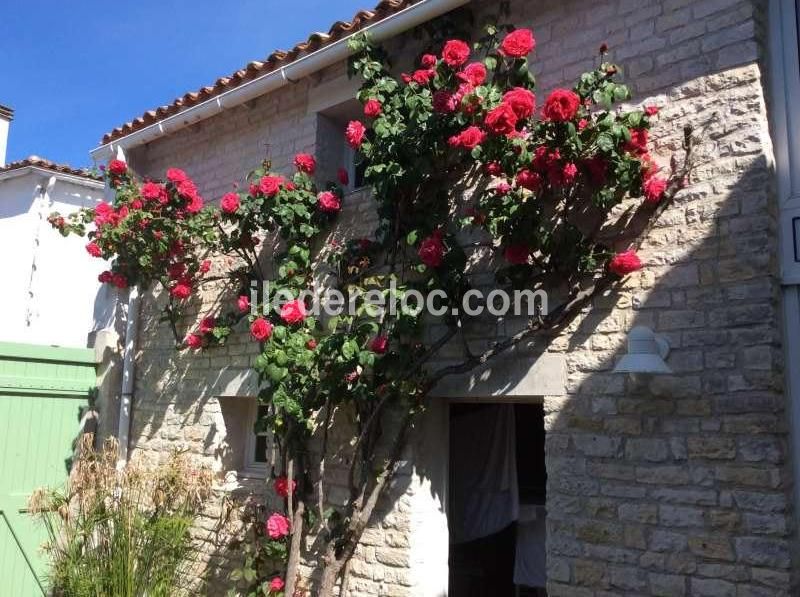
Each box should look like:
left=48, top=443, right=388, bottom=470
left=0, top=105, right=110, bottom=348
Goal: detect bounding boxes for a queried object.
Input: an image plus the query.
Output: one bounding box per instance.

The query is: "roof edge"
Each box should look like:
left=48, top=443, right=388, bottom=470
left=92, top=0, right=468, bottom=160
left=0, top=156, right=103, bottom=184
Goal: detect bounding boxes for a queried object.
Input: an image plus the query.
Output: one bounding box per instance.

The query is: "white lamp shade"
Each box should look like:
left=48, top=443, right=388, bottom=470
left=612, top=326, right=672, bottom=375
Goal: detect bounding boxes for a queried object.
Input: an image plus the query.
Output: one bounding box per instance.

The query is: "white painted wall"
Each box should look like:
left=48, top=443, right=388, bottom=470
left=0, top=168, right=111, bottom=347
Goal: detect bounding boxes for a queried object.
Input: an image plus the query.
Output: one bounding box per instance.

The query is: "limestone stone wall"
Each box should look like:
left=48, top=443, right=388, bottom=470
left=123, top=0, right=797, bottom=595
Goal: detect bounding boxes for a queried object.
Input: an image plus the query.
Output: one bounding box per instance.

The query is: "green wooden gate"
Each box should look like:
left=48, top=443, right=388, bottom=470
left=0, top=342, right=96, bottom=596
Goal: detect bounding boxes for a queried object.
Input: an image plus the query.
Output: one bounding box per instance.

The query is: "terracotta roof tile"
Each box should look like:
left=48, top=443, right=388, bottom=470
left=0, top=155, right=102, bottom=181
left=101, top=0, right=415, bottom=145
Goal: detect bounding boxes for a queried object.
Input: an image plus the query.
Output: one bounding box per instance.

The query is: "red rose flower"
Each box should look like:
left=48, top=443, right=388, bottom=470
left=625, top=128, right=649, bottom=155
left=250, top=317, right=273, bottom=341
left=484, top=103, right=518, bottom=136
left=237, top=295, right=250, bottom=313
left=420, top=53, right=437, bottom=68
left=294, top=153, right=316, bottom=174
left=111, top=273, right=128, bottom=289
left=269, top=577, right=285, bottom=594
left=108, top=159, right=127, bottom=175
left=502, top=87, right=536, bottom=119
left=306, top=338, right=317, bottom=350
left=199, top=259, right=211, bottom=274
left=266, top=513, right=291, bottom=539
left=442, top=39, right=470, bottom=67
left=643, top=176, right=668, bottom=204
left=141, top=181, right=163, bottom=202
left=485, top=161, right=503, bottom=176
left=432, top=90, right=458, bottom=114
left=345, top=120, right=367, bottom=149
left=458, top=62, right=487, bottom=86
left=199, top=316, right=216, bottom=334
left=274, top=476, right=297, bottom=498
left=259, top=175, right=284, bottom=197
left=542, top=89, right=581, bottom=122
left=450, top=126, right=486, bottom=150
left=166, top=168, right=188, bottom=183
left=561, top=162, right=578, bottom=186
left=337, top=167, right=349, bottom=186
left=418, top=231, right=445, bottom=267
left=504, top=244, right=530, bottom=265
left=98, top=271, right=112, bottom=283
left=318, top=191, right=341, bottom=213
left=363, top=99, right=382, bottom=118
left=609, top=250, right=643, bottom=276
left=168, top=262, right=186, bottom=280
left=130, top=199, right=143, bottom=210
left=185, top=333, right=203, bottom=349
left=411, top=68, right=435, bottom=85
left=499, top=29, right=536, bottom=58
left=86, top=242, right=102, bottom=257
left=170, top=281, right=192, bottom=300
left=280, top=299, right=307, bottom=325
left=516, top=169, right=543, bottom=191
left=187, top=195, right=203, bottom=213
left=645, top=105, right=660, bottom=116
left=370, top=335, right=389, bottom=354
left=221, top=192, right=240, bottom=214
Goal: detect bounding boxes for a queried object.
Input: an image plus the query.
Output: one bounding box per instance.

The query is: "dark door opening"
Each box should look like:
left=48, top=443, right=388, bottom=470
left=448, top=402, right=547, bottom=597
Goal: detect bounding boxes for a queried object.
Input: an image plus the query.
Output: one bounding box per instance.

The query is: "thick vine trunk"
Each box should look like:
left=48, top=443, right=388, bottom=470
left=285, top=500, right=305, bottom=596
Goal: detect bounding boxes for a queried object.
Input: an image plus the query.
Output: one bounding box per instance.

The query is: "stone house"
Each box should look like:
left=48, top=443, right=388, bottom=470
left=90, top=0, right=800, bottom=595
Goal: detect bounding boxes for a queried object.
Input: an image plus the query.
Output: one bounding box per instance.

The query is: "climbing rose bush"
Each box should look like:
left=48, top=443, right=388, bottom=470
left=52, top=21, right=691, bottom=597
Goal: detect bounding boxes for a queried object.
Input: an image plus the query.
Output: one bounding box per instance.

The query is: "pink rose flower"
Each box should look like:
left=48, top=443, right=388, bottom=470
left=266, top=513, right=291, bottom=539
left=345, top=120, right=367, bottom=149
left=318, top=191, right=341, bottom=213
left=294, top=153, right=316, bottom=174
left=237, top=295, right=250, bottom=313
left=269, top=577, right=285, bottom=593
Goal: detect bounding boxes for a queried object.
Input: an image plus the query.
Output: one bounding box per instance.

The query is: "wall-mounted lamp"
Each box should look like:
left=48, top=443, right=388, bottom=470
left=612, top=326, right=671, bottom=376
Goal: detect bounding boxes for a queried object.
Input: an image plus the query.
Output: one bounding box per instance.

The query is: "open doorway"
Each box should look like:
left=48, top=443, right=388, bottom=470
left=448, top=402, right=547, bottom=597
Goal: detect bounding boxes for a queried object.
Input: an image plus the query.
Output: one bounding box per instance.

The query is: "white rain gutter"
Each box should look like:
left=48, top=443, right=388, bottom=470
left=89, top=0, right=470, bottom=161
left=117, top=285, right=139, bottom=466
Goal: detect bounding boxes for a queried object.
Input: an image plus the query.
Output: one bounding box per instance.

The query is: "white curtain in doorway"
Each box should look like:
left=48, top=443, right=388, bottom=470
left=449, top=404, right=519, bottom=544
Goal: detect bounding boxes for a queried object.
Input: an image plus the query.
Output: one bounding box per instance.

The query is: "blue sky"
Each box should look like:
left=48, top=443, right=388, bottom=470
left=0, top=0, right=369, bottom=168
